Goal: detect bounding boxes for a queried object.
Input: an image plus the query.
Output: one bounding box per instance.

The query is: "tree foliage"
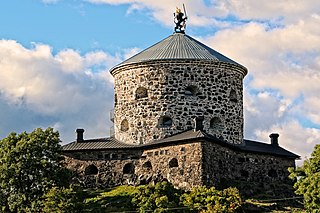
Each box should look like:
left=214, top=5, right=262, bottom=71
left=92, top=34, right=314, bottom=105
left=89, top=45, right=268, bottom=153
left=0, top=128, right=72, bottom=212
left=289, top=144, right=320, bottom=211
left=40, top=185, right=84, bottom=213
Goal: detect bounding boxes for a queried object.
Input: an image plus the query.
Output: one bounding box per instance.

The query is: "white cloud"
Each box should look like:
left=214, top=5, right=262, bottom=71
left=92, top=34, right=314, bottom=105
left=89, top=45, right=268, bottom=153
left=254, top=121, right=320, bottom=161
left=0, top=40, right=121, bottom=142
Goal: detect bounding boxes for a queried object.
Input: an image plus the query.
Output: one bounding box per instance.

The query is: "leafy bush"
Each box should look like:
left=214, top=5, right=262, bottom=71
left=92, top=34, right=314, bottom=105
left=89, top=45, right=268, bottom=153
left=131, top=181, right=183, bottom=212
left=289, top=144, right=320, bottom=211
left=41, top=185, right=84, bottom=213
left=180, top=186, right=242, bottom=213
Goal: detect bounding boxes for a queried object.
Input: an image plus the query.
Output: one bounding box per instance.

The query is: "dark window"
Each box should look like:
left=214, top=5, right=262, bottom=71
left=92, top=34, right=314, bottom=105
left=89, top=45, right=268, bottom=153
left=229, top=89, right=237, bottom=102
left=123, top=163, right=135, bottom=174
left=185, top=85, right=198, bottom=96
left=210, top=117, right=223, bottom=131
left=120, top=119, right=129, bottom=132
left=135, top=87, right=148, bottom=99
left=159, top=116, right=173, bottom=128
left=142, top=161, right=152, bottom=170
left=114, top=94, right=118, bottom=106
left=169, top=158, right=178, bottom=168
left=85, top=164, right=98, bottom=175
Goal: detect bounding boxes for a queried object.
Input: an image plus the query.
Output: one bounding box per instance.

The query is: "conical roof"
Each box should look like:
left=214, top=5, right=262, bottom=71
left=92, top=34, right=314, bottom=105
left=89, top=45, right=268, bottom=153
left=110, top=32, right=244, bottom=73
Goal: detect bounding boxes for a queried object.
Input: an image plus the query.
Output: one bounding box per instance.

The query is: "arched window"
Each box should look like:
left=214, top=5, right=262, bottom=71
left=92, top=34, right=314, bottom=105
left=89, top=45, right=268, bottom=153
left=85, top=164, right=98, bottom=175
left=158, top=116, right=173, bottom=128
left=135, top=87, right=148, bottom=99
left=229, top=89, right=237, bottom=102
left=123, top=163, right=135, bottom=174
left=210, top=117, right=223, bottom=131
left=184, top=85, right=198, bottom=96
left=142, top=161, right=152, bottom=170
left=120, top=119, right=129, bottom=132
left=169, top=158, right=178, bottom=168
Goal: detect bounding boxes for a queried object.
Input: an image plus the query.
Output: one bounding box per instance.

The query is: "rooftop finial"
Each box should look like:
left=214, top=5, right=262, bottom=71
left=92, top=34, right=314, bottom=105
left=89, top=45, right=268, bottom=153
left=174, top=4, right=188, bottom=33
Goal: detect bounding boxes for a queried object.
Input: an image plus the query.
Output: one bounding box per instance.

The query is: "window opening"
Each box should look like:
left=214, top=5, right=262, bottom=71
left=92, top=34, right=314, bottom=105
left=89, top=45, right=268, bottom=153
left=85, top=164, right=98, bottom=175
left=120, top=119, right=129, bottom=132
left=210, top=117, right=223, bottom=131
left=229, top=89, right=237, bottom=102
left=169, top=158, right=178, bottom=168
left=135, top=87, right=148, bottom=99
left=184, top=85, right=198, bottom=96
left=142, top=161, right=152, bottom=170
left=159, top=116, right=173, bottom=128
left=123, top=163, right=135, bottom=174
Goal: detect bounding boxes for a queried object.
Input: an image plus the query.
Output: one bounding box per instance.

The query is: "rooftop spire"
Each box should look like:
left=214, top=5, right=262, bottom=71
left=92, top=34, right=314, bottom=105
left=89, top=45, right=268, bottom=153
left=174, top=4, right=188, bottom=33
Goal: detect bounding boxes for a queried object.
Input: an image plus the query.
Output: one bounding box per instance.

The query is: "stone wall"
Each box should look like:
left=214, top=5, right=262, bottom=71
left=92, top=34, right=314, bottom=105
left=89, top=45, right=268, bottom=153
left=201, top=141, right=296, bottom=195
left=63, top=142, right=203, bottom=190
left=63, top=139, right=295, bottom=195
left=112, top=60, right=247, bottom=145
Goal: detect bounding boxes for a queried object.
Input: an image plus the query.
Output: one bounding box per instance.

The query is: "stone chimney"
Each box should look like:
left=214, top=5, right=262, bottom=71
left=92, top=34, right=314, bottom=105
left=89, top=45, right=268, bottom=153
left=269, top=133, right=279, bottom=146
left=76, top=128, right=85, bottom=142
left=194, top=117, right=204, bottom=131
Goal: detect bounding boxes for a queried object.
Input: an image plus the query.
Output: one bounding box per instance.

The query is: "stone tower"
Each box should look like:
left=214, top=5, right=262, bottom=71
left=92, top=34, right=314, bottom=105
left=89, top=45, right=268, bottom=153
left=110, top=33, right=247, bottom=145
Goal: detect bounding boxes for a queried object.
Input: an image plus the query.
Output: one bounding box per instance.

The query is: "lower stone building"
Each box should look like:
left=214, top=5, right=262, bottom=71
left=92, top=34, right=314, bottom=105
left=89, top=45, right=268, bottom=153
left=63, top=127, right=299, bottom=195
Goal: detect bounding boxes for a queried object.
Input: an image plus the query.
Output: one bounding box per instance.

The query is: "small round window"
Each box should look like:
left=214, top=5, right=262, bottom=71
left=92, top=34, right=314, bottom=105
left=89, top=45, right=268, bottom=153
left=136, top=87, right=148, bottom=99
left=184, top=85, right=198, bottom=96
left=159, top=116, right=173, bottom=128
left=120, top=119, right=129, bottom=132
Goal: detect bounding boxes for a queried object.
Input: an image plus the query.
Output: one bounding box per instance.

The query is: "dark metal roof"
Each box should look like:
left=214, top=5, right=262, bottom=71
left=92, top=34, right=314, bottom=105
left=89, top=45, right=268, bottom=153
left=62, top=137, right=137, bottom=151
left=110, top=33, right=245, bottom=73
left=241, top=139, right=300, bottom=159
left=62, top=130, right=299, bottom=159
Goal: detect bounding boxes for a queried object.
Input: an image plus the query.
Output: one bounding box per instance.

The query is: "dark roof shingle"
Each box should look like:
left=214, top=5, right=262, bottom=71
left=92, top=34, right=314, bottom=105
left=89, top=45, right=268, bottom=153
left=110, top=33, right=247, bottom=73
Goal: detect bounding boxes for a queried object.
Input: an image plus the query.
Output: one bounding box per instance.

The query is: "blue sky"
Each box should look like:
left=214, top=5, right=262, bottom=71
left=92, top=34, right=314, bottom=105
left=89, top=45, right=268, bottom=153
left=1, top=0, right=320, bottom=163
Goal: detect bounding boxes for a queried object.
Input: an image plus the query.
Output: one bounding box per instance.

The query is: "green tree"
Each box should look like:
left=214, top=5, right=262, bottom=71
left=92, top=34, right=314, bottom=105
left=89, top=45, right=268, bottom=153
left=289, top=144, right=320, bottom=211
left=0, top=128, right=72, bottom=212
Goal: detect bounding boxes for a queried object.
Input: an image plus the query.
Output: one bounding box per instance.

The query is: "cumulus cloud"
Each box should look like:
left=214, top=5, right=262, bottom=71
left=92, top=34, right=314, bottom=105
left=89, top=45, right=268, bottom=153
left=195, top=10, right=320, bottom=160
left=87, top=0, right=320, bottom=29
left=87, top=0, right=226, bottom=27
left=0, top=40, right=121, bottom=142
left=254, top=121, right=320, bottom=161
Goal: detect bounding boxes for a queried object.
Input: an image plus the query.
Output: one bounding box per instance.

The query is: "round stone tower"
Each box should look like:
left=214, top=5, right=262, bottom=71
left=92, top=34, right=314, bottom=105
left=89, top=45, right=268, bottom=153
left=110, top=33, right=247, bottom=145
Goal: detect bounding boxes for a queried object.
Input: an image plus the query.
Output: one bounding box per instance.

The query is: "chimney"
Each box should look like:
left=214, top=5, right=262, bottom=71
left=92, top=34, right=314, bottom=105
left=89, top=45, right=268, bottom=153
left=194, top=117, right=204, bottom=131
left=76, top=129, right=85, bottom=142
left=269, top=133, right=279, bottom=146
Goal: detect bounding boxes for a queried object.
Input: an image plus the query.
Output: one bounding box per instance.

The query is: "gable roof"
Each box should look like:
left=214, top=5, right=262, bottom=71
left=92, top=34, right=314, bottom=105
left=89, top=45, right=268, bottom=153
left=110, top=33, right=247, bottom=74
left=62, top=137, right=137, bottom=151
left=62, top=130, right=299, bottom=159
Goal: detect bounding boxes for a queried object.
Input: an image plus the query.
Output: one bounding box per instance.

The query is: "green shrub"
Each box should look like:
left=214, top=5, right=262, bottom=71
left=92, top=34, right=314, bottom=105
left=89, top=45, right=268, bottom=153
left=180, top=186, right=242, bottom=213
left=131, top=181, right=183, bottom=212
left=40, top=185, right=84, bottom=213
